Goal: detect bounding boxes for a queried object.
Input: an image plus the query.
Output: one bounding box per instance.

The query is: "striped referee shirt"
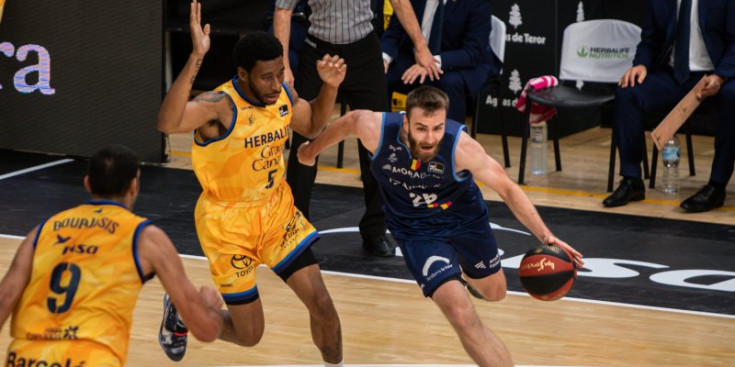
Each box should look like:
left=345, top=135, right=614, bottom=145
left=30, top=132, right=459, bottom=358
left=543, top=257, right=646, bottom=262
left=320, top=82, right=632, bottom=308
left=276, top=0, right=374, bottom=45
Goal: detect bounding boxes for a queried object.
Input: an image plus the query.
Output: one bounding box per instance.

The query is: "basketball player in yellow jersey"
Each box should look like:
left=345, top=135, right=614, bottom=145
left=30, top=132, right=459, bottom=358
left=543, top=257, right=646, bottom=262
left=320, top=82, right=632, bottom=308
left=155, top=1, right=346, bottom=365
left=0, top=145, right=224, bottom=367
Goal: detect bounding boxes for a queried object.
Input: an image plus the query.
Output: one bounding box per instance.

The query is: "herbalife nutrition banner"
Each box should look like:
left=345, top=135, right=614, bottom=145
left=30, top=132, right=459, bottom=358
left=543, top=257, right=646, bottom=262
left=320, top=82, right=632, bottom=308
left=478, top=0, right=606, bottom=137
left=559, top=20, right=639, bottom=82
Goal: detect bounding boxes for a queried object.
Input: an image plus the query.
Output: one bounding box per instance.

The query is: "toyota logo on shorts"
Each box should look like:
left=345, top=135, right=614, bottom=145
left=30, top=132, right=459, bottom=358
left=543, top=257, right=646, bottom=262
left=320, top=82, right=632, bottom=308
left=231, top=255, right=253, bottom=270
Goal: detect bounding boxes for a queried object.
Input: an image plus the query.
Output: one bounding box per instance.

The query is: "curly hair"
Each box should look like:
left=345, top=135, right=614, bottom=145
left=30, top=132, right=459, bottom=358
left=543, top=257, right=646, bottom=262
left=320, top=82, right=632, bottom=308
left=233, top=31, right=284, bottom=72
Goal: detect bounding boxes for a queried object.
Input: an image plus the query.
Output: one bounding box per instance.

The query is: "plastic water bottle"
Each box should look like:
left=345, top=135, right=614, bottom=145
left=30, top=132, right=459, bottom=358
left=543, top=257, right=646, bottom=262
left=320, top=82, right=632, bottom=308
left=661, top=135, right=680, bottom=195
left=529, top=121, right=548, bottom=175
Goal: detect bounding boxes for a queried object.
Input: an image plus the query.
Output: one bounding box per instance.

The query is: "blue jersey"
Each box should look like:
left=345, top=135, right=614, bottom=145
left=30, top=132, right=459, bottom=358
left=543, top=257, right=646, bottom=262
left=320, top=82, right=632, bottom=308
left=370, top=112, right=488, bottom=235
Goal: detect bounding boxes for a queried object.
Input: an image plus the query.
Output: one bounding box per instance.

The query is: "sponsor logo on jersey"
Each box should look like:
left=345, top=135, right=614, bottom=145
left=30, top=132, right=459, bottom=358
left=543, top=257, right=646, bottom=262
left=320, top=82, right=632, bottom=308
left=422, top=255, right=453, bottom=282
left=278, top=104, right=289, bottom=117
left=7, top=352, right=85, bottom=367
left=428, top=161, right=445, bottom=174
left=231, top=255, right=255, bottom=278
left=243, top=127, right=288, bottom=148
left=53, top=234, right=72, bottom=245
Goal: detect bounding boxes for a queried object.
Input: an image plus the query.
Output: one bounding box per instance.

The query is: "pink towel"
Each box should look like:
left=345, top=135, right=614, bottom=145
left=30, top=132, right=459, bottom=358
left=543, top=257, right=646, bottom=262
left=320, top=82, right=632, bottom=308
left=515, top=76, right=559, bottom=124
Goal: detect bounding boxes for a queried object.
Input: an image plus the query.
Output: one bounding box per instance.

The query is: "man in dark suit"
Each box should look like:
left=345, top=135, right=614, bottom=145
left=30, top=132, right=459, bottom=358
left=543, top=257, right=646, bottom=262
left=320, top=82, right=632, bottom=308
left=604, top=0, right=735, bottom=213
left=380, top=0, right=497, bottom=123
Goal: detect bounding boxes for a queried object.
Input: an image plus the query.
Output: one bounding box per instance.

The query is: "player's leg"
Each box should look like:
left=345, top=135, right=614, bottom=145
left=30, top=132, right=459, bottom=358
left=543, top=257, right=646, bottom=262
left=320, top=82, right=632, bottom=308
left=187, top=195, right=266, bottom=347
left=394, top=231, right=512, bottom=367
left=431, top=280, right=513, bottom=367
left=282, top=255, right=343, bottom=364
left=218, top=299, right=265, bottom=346
left=463, top=270, right=507, bottom=301
left=452, top=219, right=507, bottom=301
left=263, top=186, right=342, bottom=364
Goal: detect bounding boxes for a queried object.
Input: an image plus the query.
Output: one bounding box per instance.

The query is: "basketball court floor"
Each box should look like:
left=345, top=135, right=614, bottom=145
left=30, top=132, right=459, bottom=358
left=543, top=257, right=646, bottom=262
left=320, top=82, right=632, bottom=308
left=0, top=127, right=733, bottom=367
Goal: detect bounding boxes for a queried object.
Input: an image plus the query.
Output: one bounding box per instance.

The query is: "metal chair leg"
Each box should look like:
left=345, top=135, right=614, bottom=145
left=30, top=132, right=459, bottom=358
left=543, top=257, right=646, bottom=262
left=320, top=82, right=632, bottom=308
left=607, top=128, right=617, bottom=192
left=649, top=146, right=658, bottom=189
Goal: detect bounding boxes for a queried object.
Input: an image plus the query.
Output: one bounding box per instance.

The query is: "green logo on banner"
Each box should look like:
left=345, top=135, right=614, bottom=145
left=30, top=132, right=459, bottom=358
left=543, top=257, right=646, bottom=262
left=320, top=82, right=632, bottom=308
left=577, top=46, right=589, bottom=58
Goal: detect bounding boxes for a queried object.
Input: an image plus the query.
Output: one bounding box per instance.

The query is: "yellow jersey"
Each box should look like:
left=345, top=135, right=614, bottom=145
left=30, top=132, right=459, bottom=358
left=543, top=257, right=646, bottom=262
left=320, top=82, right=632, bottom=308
left=192, top=77, right=294, bottom=203
left=10, top=200, right=152, bottom=366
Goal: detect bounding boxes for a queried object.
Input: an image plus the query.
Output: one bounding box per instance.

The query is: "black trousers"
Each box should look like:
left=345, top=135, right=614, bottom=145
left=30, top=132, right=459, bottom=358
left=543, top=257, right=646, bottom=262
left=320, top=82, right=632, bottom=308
left=287, top=31, right=390, bottom=240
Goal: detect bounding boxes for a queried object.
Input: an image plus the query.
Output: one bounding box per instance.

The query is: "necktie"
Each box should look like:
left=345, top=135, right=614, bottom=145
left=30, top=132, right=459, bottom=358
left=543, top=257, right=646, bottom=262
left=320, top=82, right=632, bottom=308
left=673, top=0, right=692, bottom=84
left=428, top=1, right=444, bottom=55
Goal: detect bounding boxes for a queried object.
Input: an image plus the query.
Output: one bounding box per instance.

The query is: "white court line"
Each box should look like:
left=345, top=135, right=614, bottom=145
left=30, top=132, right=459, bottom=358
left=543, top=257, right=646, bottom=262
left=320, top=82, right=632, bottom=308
left=0, top=159, right=74, bottom=181
left=4, top=235, right=735, bottom=321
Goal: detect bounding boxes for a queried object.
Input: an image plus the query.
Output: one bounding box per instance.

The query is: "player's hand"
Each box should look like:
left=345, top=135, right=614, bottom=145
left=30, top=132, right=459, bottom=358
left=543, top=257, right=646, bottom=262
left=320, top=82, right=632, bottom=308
left=402, top=64, right=429, bottom=85
left=317, top=54, right=347, bottom=88
left=199, top=286, right=223, bottom=310
left=697, top=74, right=724, bottom=99
left=619, top=65, right=647, bottom=88
left=413, top=45, right=442, bottom=81
left=297, top=141, right=317, bottom=166
left=543, top=235, right=584, bottom=268
left=189, top=0, right=211, bottom=58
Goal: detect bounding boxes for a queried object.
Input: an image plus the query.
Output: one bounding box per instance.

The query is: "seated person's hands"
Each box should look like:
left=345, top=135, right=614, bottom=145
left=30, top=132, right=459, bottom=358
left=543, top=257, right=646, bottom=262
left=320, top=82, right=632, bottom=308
left=401, top=63, right=430, bottom=85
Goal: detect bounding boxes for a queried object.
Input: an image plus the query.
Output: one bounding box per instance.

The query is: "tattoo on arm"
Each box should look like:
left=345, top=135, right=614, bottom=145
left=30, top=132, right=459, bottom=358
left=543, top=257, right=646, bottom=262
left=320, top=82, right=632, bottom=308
left=194, top=92, right=226, bottom=103
left=190, top=59, right=203, bottom=84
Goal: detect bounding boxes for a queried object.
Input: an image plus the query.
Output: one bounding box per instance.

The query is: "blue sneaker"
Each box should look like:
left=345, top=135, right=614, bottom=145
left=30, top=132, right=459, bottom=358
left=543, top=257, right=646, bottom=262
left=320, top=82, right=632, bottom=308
left=159, top=294, right=189, bottom=361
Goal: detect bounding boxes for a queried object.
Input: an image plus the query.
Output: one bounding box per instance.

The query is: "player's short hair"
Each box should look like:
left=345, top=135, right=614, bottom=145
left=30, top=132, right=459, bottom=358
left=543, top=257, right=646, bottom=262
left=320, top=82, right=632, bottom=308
left=405, top=86, right=450, bottom=119
left=233, top=31, right=284, bottom=72
left=88, top=144, right=140, bottom=197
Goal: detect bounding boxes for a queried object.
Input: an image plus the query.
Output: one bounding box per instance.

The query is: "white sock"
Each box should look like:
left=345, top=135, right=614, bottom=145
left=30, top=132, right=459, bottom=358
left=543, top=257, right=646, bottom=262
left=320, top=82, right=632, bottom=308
left=324, top=361, right=344, bottom=367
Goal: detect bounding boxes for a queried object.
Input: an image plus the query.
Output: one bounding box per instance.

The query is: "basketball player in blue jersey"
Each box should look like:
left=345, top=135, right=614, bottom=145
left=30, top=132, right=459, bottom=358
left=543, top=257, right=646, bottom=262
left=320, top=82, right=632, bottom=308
left=298, top=85, right=584, bottom=367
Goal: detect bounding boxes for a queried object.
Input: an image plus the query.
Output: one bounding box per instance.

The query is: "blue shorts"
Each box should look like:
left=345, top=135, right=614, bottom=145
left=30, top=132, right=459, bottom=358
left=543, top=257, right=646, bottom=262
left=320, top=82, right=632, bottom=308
left=391, top=218, right=502, bottom=297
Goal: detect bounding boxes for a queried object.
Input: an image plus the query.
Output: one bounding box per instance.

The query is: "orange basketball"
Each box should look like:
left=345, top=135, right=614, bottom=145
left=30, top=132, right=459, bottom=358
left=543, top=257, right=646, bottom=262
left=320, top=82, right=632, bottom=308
left=519, top=244, right=577, bottom=301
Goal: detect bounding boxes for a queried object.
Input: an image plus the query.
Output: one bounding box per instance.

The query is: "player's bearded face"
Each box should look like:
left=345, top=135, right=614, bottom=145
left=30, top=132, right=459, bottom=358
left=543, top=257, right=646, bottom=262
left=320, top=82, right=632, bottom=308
left=407, top=112, right=445, bottom=162
left=408, top=130, right=441, bottom=162
left=248, top=58, right=285, bottom=105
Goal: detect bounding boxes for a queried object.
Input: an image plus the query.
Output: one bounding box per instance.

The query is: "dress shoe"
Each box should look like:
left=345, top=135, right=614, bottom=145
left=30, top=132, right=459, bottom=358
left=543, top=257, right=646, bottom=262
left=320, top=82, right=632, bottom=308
left=680, top=184, right=725, bottom=213
left=603, top=177, right=645, bottom=207
left=362, top=234, right=396, bottom=257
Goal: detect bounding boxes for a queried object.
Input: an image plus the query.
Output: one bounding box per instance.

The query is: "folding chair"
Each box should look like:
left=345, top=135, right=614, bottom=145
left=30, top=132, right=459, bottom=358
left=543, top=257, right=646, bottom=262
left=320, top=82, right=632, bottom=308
left=471, top=15, right=510, bottom=167
left=517, top=19, right=641, bottom=185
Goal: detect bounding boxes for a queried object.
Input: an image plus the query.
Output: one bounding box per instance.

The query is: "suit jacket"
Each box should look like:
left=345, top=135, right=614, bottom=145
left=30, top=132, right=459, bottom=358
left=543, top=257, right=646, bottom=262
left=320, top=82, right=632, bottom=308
left=633, top=0, right=735, bottom=79
left=380, top=0, right=497, bottom=95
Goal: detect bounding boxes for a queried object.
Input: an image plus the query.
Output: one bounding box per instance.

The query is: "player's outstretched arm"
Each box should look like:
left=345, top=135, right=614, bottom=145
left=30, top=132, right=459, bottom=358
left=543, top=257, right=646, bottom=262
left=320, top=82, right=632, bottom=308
left=297, top=110, right=382, bottom=166
left=137, top=225, right=224, bottom=342
left=289, top=55, right=347, bottom=139
left=454, top=133, right=584, bottom=266
left=157, top=0, right=220, bottom=134
left=0, top=227, right=36, bottom=331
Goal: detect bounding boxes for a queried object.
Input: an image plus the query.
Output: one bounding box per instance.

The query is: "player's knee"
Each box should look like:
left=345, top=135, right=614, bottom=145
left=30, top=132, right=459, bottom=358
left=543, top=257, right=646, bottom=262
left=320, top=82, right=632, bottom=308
left=232, top=325, right=264, bottom=347
left=309, top=291, right=338, bottom=321
left=443, top=302, right=481, bottom=331
left=476, top=280, right=507, bottom=301
left=481, top=286, right=506, bottom=301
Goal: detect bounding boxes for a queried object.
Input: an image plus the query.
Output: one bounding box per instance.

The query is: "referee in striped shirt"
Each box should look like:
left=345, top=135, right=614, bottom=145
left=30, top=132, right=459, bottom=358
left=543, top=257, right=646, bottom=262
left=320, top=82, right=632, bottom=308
left=274, top=0, right=438, bottom=257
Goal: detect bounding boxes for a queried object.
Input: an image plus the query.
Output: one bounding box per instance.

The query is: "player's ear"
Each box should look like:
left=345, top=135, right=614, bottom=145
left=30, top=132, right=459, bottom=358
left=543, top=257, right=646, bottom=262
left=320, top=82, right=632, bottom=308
left=83, top=175, right=92, bottom=194
left=237, top=66, right=248, bottom=81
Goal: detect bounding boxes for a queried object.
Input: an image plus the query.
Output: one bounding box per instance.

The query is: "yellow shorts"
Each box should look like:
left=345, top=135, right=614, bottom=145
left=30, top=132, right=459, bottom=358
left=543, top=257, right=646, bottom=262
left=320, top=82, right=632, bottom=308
left=7, top=339, right=122, bottom=367
left=195, top=183, right=319, bottom=304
